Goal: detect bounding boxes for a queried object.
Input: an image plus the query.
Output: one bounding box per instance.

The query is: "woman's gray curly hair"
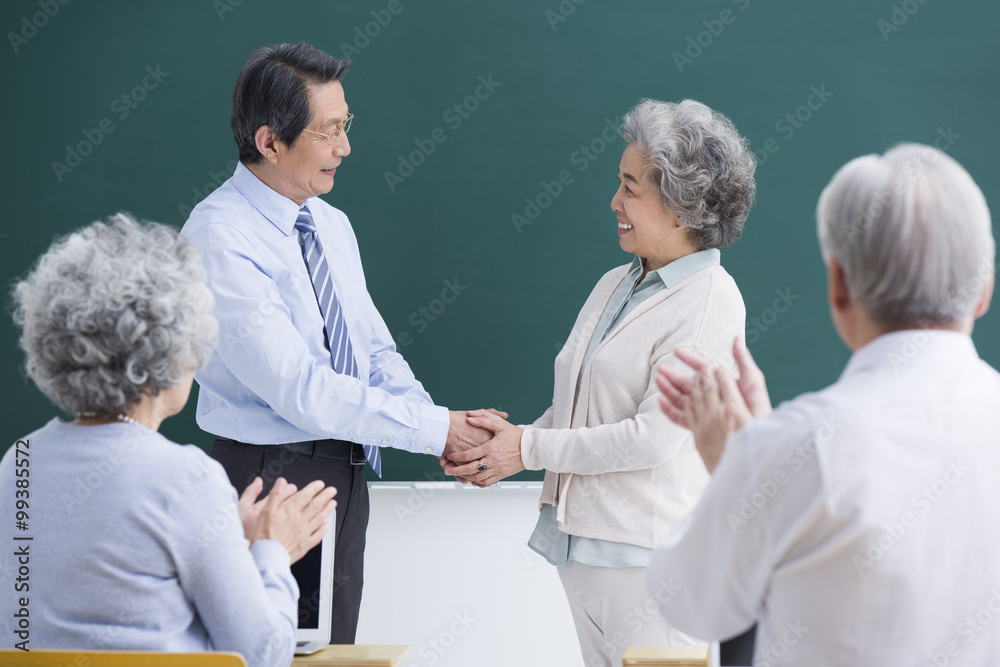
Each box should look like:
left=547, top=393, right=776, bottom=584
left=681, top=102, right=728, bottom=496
left=623, top=98, right=757, bottom=249
left=12, top=213, right=217, bottom=418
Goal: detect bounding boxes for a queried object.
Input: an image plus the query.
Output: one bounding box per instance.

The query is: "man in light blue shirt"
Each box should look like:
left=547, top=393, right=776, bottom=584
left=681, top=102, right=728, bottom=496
left=180, top=42, right=492, bottom=644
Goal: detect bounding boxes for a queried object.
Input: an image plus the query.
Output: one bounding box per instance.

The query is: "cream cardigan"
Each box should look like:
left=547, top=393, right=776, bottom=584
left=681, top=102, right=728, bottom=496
left=520, top=262, right=746, bottom=548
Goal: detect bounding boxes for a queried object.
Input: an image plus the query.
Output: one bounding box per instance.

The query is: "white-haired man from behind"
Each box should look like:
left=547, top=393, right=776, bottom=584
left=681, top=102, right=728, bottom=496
left=652, top=143, right=999, bottom=665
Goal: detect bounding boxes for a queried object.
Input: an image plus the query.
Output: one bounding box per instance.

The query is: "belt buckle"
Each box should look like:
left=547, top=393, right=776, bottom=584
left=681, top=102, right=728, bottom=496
left=349, top=444, right=367, bottom=466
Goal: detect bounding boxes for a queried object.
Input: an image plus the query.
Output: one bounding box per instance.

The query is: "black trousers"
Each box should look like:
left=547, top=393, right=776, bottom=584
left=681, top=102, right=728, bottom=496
left=209, top=438, right=369, bottom=645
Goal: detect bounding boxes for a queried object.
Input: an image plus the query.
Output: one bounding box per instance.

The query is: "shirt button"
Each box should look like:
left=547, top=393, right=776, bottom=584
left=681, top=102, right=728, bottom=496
left=381, top=439, right=389, bottom=445
left=424, top=446, right=432, bottom=454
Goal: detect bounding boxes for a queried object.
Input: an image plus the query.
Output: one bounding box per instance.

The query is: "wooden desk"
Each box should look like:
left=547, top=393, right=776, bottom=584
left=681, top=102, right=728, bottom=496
left=292, top=645, right=410, bottom=666
left=622, top=645, right=711, bottom=666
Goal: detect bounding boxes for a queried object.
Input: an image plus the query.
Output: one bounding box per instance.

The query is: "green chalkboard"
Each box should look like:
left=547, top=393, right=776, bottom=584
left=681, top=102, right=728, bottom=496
left=3, top=0, right=998, bottom=482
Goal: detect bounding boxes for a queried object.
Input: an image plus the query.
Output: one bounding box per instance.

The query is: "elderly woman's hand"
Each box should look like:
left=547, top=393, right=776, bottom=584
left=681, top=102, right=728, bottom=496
left=249, top=478, right=338, bottom=564
left=237, top=476, right=268, bottom=541
left=442, top=410, right=525, bottom=487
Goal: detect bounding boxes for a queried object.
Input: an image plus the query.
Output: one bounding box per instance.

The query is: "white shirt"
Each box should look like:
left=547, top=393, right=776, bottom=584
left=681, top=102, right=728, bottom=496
left=648, top=330, right=1000, bottom=665
left=180, top=163, right=449, bottom=453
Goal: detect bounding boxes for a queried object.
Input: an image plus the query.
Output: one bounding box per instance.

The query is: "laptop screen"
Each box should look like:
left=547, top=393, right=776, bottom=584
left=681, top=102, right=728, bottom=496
left=291, top=515, right=334, bottom=647
left=291, top=542, right=323, bottom=629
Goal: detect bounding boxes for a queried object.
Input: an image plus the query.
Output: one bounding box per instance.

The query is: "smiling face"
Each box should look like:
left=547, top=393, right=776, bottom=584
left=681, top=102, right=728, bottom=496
left=270, top=80, right=352, bottom=204
left=611, top=143, right=699, bottom=270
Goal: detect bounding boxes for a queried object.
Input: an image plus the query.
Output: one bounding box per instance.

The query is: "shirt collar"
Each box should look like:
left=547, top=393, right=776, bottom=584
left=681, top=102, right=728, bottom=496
left=840, top=329, right=979, bottom=380
left=231, top=161, right=306, bottom=236
left=636, top=248, right=721, bottom=288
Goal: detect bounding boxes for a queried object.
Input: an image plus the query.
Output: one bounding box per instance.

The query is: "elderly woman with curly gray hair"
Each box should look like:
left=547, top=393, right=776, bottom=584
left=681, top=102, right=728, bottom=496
left=0, top=214, right=336, bottom=667
left=445, top=99, right=756, bottom=665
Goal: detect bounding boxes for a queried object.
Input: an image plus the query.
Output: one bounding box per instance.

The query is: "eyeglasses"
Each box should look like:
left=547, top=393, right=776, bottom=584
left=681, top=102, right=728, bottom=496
left=303, top=113, right=354, bottom=144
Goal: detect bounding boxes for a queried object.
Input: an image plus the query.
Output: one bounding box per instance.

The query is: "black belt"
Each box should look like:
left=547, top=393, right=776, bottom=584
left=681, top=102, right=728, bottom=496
left=218, top=437, right=367, bottom=465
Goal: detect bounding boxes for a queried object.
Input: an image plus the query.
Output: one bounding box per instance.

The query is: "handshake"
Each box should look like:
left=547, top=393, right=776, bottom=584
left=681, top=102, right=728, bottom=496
left=440, top=409, right=525, bottom=487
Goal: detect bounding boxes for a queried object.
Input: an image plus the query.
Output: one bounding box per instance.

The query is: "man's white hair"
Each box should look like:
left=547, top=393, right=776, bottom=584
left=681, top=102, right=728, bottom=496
left=817, top=143, right=994, bottom=326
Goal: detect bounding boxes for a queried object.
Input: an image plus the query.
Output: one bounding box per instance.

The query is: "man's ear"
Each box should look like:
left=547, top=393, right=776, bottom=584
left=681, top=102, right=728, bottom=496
left=254, top=125, right=281, bottom=164
left=827, top=257, right=851, bottom=313
left=973, top=271, right=994, bottom=319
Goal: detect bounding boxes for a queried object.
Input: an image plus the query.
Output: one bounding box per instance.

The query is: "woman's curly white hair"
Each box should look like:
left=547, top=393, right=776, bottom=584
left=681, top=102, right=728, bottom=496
left=12, top=213, right=217, bottom=417
left=623, top=98, right=757, bottom=249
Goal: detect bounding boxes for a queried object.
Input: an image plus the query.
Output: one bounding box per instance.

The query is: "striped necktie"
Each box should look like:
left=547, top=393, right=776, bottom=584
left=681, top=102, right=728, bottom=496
left=294, top=205, right=381, bottom=477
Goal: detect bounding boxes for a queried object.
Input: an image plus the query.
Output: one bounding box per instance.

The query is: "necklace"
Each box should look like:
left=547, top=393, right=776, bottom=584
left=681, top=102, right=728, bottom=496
left=77, top=411, right=139, bottom=425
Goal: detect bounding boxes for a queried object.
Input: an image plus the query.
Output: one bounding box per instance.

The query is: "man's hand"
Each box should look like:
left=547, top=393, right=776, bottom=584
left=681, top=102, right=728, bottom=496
left=656, top=338, right=772, bottom=474
left=443, top=410, right=524, bottom=487
left=443, top=409, right=505, bottom=461
left=731, top=338, right=772, bottom=418
left=684, top=366, right=749, bottom=473
left=657, top=338, right=772, bottom=429
left=441, top=409, right=507, bottom=484
left=249, top=477, right=337, bottom=564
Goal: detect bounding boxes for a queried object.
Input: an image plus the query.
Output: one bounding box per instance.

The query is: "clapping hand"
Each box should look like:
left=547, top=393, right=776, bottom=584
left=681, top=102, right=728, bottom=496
left=241, top=477, right=338, bottom=564
left=656, top=338, right=772, bottom=473
left=441, top=410, right=524, bottom=487
left=237, top=476, right=268, bottom=540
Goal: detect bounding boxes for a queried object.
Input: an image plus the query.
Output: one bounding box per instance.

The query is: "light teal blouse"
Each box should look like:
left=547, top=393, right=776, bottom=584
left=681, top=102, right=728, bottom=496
left=527, top=249, right=721, bottom=568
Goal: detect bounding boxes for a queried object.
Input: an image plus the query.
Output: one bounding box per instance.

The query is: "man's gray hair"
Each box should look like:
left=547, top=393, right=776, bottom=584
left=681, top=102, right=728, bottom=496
left=622, top=98, right=756, bottom=249
left=13, top=213, right=218, bottom=417
left=817, top=143, right=994, bottom=326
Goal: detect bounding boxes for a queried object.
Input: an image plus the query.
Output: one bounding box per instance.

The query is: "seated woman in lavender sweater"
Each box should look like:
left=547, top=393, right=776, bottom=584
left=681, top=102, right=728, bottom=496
left=0, top=214, right=336, bottom=667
